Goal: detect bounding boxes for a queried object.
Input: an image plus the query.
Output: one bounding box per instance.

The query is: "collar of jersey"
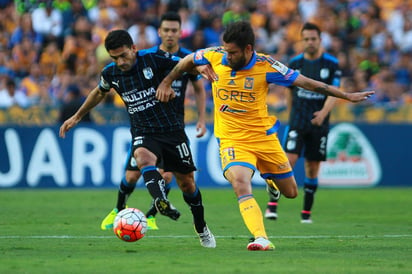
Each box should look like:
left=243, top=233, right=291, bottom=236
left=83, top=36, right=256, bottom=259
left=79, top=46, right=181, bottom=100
left=221, top=51, right=257, bottom=71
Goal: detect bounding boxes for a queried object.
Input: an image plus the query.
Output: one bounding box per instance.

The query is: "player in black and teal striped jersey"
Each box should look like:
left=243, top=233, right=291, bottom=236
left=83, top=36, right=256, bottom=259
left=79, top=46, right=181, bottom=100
left=265, top=22, right=341, bottom=224
left=59, top=16, right=215, bottom=248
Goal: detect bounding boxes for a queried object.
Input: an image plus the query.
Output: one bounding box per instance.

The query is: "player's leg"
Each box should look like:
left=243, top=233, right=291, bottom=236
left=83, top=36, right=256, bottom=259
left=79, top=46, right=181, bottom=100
left=265, top=127, right=301, bottom=219
left=163, top=130, right=215, bottom=247
left=135, top=146, right=180, bottom=220
left=224, top=165, right=274, bottom=251
left=145, top=170, right=173, bottom=218
left=300, top=160, right=320, bottom=223
left=174, top=171, right=216, bottom=248
left=145, top=170, right=173, bottom=230
left=101, top=149, right=140, bottom=230
left=300, top=129, right=327, bottom=223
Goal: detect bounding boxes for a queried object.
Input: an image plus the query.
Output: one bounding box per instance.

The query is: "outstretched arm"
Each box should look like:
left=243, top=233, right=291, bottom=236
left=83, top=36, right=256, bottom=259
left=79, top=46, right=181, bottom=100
left=59, top=86, right=106, bottom=138
left=294, top=74, right=374, bottom=103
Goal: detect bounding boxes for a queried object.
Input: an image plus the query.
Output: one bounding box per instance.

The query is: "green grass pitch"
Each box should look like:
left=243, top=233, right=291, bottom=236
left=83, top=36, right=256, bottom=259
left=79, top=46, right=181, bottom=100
left=0, top=187, right=411, bottom=273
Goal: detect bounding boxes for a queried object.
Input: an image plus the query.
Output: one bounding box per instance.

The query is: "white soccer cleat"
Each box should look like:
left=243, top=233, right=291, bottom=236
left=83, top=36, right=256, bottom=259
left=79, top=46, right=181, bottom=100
left=300, top=219, right=313, bottom=224
left=197, top=225, right=216, bottom=248
left=264, top=209, right=278, bottom=220
left=247, top=237, right=275, bottom=251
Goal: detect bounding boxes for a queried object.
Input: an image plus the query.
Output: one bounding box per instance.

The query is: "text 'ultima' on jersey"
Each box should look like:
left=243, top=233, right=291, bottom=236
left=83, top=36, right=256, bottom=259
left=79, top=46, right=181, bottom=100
left=288, top=52, right=341, bottom=131
left=99, top=48, right=196, bottom=134
left=193, top=47, right=299, bottom=141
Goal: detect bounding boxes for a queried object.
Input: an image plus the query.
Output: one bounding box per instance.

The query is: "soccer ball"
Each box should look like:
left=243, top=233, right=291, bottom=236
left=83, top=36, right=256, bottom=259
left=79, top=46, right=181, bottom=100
left=113, top=208, right=147, bottom=242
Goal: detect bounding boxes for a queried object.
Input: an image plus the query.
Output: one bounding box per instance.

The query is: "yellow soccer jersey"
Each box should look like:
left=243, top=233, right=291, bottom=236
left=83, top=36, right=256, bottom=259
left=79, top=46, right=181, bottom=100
left=193, top=47, right=299, bottom=140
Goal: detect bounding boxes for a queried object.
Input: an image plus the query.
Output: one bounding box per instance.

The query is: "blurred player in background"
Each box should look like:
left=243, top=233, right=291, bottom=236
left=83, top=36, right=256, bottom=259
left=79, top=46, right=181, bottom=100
left=100, top=11, right=207, bottom=231
left=265, top=22, right=341, bottom=224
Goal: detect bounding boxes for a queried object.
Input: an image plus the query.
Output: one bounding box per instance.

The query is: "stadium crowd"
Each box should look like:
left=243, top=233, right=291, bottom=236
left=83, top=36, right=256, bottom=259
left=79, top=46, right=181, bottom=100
left=0, top=0, right=411, bottom=119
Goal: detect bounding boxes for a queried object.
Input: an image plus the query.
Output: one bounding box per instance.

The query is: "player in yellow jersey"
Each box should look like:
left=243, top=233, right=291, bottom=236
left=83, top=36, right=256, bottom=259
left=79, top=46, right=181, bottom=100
left=156, top=21, right=374, bottom=251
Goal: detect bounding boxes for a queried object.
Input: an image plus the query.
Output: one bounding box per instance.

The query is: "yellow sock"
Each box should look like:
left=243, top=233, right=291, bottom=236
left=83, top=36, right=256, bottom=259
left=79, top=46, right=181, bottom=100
left=239, top=197, right=267, bottom=239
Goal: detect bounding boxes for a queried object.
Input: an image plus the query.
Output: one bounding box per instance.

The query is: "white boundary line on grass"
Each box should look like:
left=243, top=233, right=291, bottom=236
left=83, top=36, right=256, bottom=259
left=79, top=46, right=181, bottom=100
left=0, top=234, right=411, bottom=239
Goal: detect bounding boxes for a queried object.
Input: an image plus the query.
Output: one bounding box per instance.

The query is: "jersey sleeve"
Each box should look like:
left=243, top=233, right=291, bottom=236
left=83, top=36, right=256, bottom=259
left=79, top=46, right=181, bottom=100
left=193, top=47, right=221, bottom=66
left=266, top=58, right=299, bottom=86
left=98, top=70, right=112, bottom=92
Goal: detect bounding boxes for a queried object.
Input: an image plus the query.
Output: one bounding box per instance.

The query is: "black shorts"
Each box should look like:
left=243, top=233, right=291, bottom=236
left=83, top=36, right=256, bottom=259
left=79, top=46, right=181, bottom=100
left=129, top=130, right=196, bottom=174
left=283, top=126, right=328, bottom=161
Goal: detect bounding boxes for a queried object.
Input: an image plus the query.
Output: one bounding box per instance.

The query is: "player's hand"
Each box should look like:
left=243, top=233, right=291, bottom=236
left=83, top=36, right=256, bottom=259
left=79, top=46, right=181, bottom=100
left=156, top=81, right=176, bottom=102
left=196, top=64, right=218, bottom=82
left=59, top=116, right=80, bottom=138
left=346, top=90, right=375, bottom=103
left=196, top=121, right=207, bottom=138
left=311, top=111, right=326, bottom=126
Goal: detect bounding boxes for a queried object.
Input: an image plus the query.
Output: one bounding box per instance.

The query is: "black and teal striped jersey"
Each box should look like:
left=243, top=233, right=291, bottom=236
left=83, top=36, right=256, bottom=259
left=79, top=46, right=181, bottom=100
left=287, top=52, right=341, bottom=131
left=154, top=46, right=200, bottom=124
left=99, top=47, right=197, bottom=134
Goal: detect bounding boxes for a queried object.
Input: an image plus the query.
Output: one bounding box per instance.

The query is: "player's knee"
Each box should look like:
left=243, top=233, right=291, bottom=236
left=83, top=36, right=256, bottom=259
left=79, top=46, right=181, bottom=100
left=282, top=185, right=298, bottom=198
left=175, top=172, right=195, bottom=192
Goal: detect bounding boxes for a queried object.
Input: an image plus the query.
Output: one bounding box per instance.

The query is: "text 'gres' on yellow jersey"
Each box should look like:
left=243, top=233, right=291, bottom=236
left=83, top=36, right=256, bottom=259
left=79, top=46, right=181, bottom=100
left=193, top=47, right=299, bottom=141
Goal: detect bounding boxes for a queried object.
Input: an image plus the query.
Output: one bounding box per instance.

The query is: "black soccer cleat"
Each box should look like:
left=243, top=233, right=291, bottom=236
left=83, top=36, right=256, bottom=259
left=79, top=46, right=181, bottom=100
left=154, top=198, right=181, bottom=220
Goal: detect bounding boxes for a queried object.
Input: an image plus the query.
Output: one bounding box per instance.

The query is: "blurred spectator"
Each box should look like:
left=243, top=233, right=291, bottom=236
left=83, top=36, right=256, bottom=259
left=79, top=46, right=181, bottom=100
left=61, top=0, right=89, bottom=37
left=393, top=52, right=412, bottom=92
left=203, top=16, right=223, bottom=47
left=267, top=0, right=297, bottom=22
left=371, top=67, right=405, bottom=108
left=187, top=29, right=207, bottom=50
left=48, top=68, right=74, bottom=105
left=377, top=34, right=400, bottom=67
left=178, top=7, right=197, bottom=41
left=127, top=18, right=158, bottom=50
left=263, top=16, right=285, bottom=54
left=58, top=84, right=92, bottom=122
left=31, top=1, right=64, bottom=47
left=0, top=77, right=29, bottom=108
left=10, top=36, right=38, bottom=79
left=39, top=40, right=63, bottom=79
left=0, top=45, right=14, bottom=79
left=298, top=0, right=319, bottom=22
left=61, top=31, right=94, bottom=75
left=18, top=62, right=50, bottom=105
left=9, top=13, right=43, bottom=51
left=222, top=0, right=250, bottom=27
left=393, top=16, right=412, bottom=53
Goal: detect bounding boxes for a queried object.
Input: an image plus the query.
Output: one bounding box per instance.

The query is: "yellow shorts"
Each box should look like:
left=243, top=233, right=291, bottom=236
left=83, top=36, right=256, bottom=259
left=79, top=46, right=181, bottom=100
left=218, top=133, right=293, bottom=180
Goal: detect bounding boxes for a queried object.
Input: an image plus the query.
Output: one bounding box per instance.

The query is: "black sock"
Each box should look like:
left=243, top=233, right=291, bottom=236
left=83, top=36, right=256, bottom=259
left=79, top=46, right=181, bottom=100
left=183, top=187, right=205, bottom=233
left=141, top=166, right=167, bottom=200
left=302, top=180, right=318, bottom=219
left=116, top=178, right=135, bottom=211
left=146, top=184, right=171, bottom=217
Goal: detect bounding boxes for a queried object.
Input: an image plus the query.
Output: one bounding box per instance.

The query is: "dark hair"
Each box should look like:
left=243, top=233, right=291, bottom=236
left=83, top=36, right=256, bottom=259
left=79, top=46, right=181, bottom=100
left=160, top=11, right=181, bottom=26
left=104, top=29, right=133, bottom=51
left=223, top=21, right=255, bottom=50
left=301, top=22, right=321, bottom=37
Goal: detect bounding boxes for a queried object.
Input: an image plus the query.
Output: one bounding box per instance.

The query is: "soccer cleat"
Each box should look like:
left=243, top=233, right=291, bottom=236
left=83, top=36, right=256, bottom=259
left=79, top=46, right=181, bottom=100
left=264, top=209, right=278, bottom=220
left=100, top=208, right=118, bottom=230
left=146, top=216, right=159, bottom=230
left=266, top=184, right=281, bottom=200
left=301, top=219, right=313, bottom=224
left=247, top=237, right=275, bottom=251
left=197, top=225, right=216, bottom=248
left=154, top=198, right=181, bottom=220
